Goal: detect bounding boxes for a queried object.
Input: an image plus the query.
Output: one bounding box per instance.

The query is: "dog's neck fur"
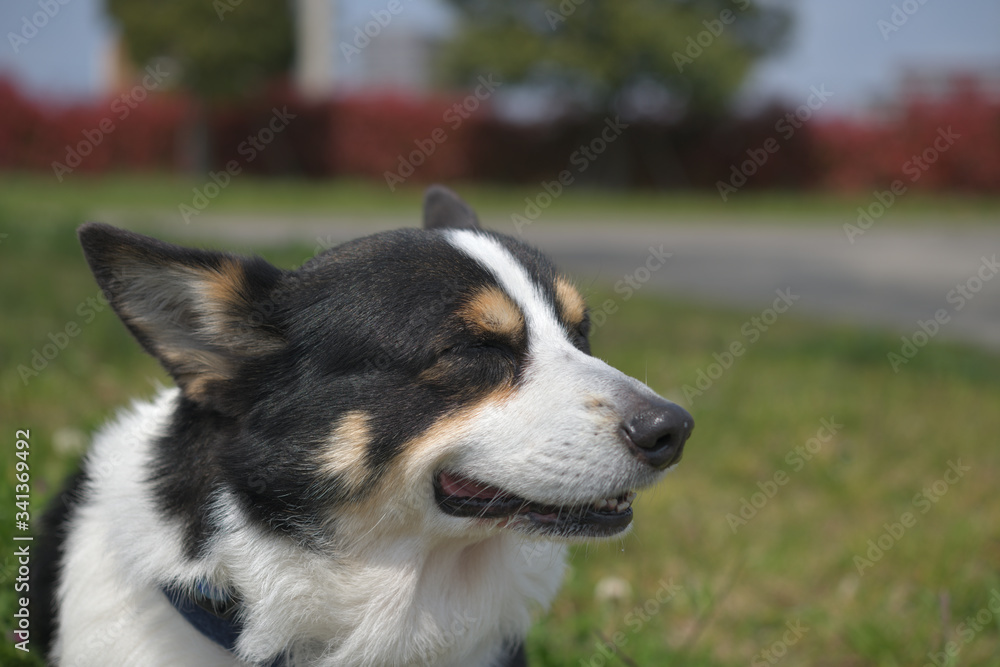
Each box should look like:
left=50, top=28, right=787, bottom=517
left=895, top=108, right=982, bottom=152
left=57, top=388, right=565, bottom=666
left=216, top=512, right=565, bottom=664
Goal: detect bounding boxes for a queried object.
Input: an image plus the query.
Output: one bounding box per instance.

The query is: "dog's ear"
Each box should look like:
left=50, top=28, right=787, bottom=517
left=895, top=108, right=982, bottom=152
left=78, top=223, right=286, bottom=406
left=423, top=185, right=480, bottom=230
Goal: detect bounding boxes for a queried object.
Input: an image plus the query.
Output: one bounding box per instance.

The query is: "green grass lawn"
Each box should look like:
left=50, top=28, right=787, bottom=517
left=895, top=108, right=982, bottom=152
left=2, top=193, right=999, bottom=666
left=2, top=172, right=999, bottom=226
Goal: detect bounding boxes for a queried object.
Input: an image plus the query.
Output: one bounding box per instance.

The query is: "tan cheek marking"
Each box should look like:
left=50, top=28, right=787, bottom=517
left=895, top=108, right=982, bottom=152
left=458, top=286, right=525, bottom=343
left=555, top=276, right=586, bottom=326
left=390, top=384, right=516, bottom=477
left=335, top=388, right=516, bottom=538
left=319, top=411, right=372, bottom=492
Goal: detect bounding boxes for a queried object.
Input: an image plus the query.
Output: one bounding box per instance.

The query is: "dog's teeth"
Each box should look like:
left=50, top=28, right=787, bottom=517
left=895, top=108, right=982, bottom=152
left=591, top=495, right=636, bottom=512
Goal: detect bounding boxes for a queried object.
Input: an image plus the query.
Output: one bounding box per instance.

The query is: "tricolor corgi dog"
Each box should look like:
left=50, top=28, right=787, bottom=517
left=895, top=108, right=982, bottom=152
left=34, top=186, right=693, bottom=666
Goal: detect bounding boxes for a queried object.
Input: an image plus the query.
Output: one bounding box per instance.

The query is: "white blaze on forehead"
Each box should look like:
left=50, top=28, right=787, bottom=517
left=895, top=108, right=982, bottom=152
left=445, top=230, right=569, bottom=349
left=443, top=229, right=668, bottom=506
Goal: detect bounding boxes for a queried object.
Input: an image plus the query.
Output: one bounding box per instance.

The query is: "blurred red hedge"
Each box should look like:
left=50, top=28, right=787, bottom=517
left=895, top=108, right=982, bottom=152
left=1, top=76, right=996, bottom=192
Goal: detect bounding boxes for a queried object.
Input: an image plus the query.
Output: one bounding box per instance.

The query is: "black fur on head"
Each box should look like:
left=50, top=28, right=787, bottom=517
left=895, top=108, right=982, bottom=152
left=78, top=187, right=588, bottom=555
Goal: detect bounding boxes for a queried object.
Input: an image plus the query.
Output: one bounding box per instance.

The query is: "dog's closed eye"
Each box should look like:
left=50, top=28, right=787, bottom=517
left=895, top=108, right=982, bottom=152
left=421, top=339, right=519, bottom=397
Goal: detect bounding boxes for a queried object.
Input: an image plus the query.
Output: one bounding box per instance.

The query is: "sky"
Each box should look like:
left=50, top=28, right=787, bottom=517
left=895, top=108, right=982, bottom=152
left=1, top=0, right=998, bottom=114
left=742, top=0, right=1000, bottom=112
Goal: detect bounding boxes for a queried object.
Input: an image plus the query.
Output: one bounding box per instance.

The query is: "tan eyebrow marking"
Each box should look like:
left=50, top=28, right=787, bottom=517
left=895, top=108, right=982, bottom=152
left=456, top=286, right=526, bottom=343
left=554, top=276, right=586, bottom=326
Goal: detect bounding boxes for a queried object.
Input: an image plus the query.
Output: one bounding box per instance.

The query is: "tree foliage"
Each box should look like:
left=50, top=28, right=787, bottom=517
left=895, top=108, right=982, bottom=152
left=439, top=0, right=791, bottom=116
left=106, top=0, right=295, bottom=101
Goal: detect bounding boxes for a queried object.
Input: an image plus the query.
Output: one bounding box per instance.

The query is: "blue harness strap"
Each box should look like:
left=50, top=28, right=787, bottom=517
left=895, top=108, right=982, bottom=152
left=162, top=582, right=285, bottom=666
left=163, top=581, right=528, bottom=666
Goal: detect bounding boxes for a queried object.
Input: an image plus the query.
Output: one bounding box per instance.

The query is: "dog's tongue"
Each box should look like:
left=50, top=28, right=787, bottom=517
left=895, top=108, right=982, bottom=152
left=439, top=472, right=504, bottom=500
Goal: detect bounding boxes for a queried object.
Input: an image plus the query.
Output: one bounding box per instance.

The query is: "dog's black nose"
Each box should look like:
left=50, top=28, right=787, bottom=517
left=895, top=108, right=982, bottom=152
left=622, top=398, right=694, bottom=469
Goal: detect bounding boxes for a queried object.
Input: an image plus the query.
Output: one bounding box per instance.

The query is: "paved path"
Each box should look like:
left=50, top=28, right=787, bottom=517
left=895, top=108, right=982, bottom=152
left=525, top=222, right=1000, bottom=350
left=136, top=212, right=1000, bottom=350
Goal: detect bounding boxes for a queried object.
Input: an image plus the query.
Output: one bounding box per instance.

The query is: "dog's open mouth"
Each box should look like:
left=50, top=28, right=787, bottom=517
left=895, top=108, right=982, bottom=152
left=434, top=471, right=635, bottom=537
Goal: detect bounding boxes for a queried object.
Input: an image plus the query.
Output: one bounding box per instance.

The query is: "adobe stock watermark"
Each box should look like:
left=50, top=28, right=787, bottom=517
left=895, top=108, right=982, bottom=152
left=579, top=578, right=682, bottom=667
left=213, top=0, right=239, bottom=20
left=853, top=459, right=969, bottom=576
left=7, top=0, right=72, bottom=54
left=384, top=74, right=502, bottom=191
left=179, top=106, right=297, bottom=223
left=887, top=254, right=998, bottom=372
left=716, top=85, right=834, bottom=201
left=510, top=115, right=630, bottom=232
left=339, top=0, right=413, bottom=62
left=923, top=589, right=1000, bottom=667
left=750, top=619, right=810, bottom=666
left=410, top=609, right=478, bottom=665
left=16, top=268, right=128, bottom=386
left=65, top=604, right=141, bottom=667
left=544, top=0, right=587, bottom=29
left=588, top=245, right=673, bottom=331
left=680, top=288, right=799, bottom=405
left=726, top=417, right=842, bottom=534
left=355, top=277, right=464, bottom=380
left=52, top=63, right=171, bottom=182
left=672, top=0, right=752, bottom=72
left=241, top=274, right=465, bottom=410
left=843, top=126, right=960, bottom=243
left=877, top=0, right=933, bottom=41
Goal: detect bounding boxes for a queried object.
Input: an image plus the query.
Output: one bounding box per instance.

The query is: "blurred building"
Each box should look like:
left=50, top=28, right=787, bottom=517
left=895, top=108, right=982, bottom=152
left=352, top=29, right=436, bottom=94
left=293, top=0, right=445, bottom=96
left=296, top=0, right=335, bottom=99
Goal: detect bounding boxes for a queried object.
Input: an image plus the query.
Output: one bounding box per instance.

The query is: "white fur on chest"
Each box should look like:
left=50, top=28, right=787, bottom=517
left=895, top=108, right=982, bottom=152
left=54, top=389, right=566, bottom=666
